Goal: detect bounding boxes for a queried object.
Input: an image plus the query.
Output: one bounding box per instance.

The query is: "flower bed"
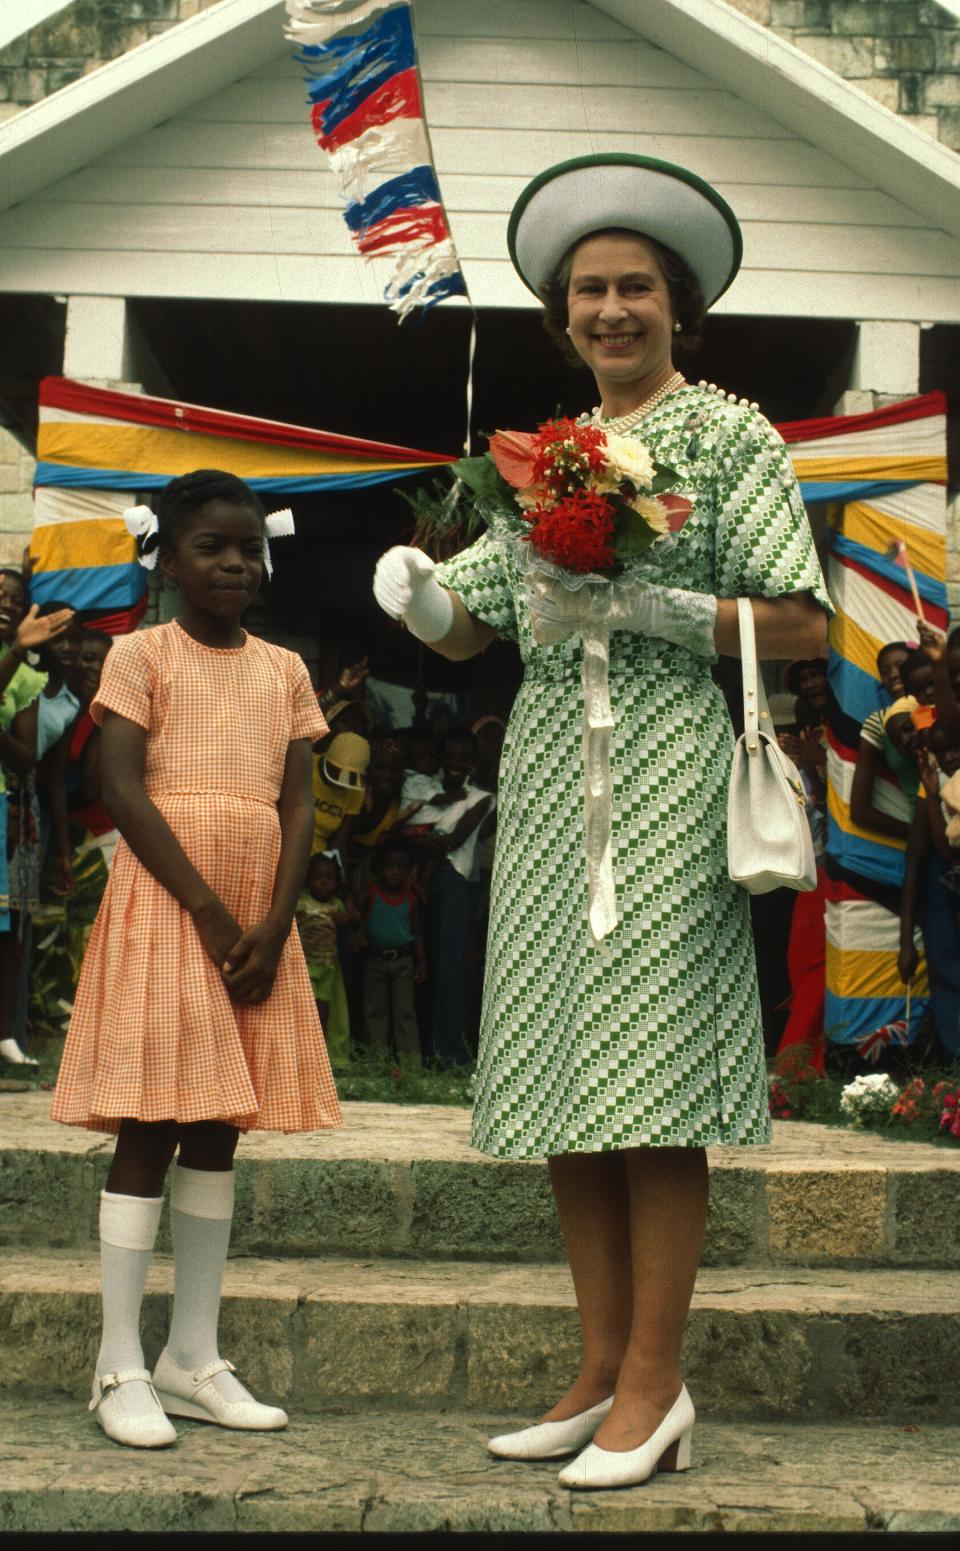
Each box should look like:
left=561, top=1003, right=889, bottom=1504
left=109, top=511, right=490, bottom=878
left=769, top=1049, right=960, bottom=1143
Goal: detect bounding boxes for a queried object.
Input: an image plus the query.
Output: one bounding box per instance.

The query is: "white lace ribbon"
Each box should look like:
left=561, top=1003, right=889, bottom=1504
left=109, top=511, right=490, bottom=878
left=526, top=574, right=618, bottom=947
left=581, top=621, right=618, bottom=946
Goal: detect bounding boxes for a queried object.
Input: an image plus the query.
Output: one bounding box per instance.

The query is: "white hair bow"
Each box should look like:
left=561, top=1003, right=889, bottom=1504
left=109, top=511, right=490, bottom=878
left=123, top=504, right=160, bottom=570
left=263, top=508, right=295, bottom=577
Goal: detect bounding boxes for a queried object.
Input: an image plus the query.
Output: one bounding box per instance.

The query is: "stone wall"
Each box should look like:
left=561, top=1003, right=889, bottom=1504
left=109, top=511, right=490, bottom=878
left=725, top=0, right=960, bottom=147
left=0, top=0, right=226, bottom=123
left=0, top=429, right=38, bottom=566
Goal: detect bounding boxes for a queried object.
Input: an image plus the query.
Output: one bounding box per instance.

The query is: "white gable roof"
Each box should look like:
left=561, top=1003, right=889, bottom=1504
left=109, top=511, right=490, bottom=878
left=0, top=0, right=957, bottom=320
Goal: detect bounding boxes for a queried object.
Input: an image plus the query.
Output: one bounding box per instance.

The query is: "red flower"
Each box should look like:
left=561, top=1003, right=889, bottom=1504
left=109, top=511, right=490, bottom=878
left=524, top=488, right=617, bottom=573
left=530, top=419, right=608, bottom=493
left=488, top=429, right=539, bottom=489
left=660, top=494, right=694, bottom=533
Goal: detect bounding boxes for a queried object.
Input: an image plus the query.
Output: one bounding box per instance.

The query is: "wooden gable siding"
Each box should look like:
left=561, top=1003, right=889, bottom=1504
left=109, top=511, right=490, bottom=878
left=0, top=0, right=955, bottom=320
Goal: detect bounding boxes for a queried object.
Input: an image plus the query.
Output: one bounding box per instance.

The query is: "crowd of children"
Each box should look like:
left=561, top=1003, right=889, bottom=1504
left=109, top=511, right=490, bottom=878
left=774, top=624, right=960, bottom=1076
left=297, top=691, right=500, bottom=1069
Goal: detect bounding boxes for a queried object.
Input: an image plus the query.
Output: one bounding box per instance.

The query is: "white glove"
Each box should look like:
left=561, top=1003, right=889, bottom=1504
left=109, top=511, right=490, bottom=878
left=525, top=574, right=717, bottom=659
left=373, top=546, right=454, bottom=643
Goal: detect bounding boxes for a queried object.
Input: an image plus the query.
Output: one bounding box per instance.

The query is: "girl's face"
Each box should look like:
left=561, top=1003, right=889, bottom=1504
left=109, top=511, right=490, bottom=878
left=0, top=573, right=26, bottom=642
left=878, top=648, right=908, bottom=699
left=380, top=850, right=409, bottom=892
left=161, top=501, right=264, bottom=620
left=44, top=625, right=80, bottom=673
left=928, top=725, right=960, bottom=777
left=903, top=662, right=935, bottom=706
left=370, top=756, right=403, bottom=800
left=887, top=713, right=919, bottom=759
left=70, top=638, right=110, bottom=703
left=308, top=861, right=339, bottom=901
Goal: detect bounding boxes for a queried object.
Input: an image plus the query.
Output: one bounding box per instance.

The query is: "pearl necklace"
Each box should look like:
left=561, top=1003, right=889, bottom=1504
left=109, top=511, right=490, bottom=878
left=590, top=371, right=686, bottom=434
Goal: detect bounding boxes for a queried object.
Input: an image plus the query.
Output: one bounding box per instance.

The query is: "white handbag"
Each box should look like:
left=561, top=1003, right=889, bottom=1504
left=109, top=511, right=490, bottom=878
left=727, top=597, right=818, bottom=894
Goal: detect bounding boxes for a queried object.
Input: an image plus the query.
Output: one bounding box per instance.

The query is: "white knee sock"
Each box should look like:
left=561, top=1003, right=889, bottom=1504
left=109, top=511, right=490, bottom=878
left=97, top=1190, right=164, bottom=1416
left=165, top=1164, right=247, bottom=1400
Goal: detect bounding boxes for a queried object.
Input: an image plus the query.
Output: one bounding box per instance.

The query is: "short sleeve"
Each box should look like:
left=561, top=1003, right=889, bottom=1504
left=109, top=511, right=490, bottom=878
left=1, top=661, right=46, bottom=725
left=711, top=415, right=833, bottom=615
left=434, top=532, right=519, bottom=641
left=91, top=633, right=153, bottom=730
left=860, top=709, right=885, bottom=750
left=289, top=653, right=328, bottom=743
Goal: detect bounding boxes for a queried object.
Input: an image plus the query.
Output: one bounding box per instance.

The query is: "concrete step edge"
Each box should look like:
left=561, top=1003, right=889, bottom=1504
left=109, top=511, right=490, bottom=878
left=3, top=1400, right=959, bottom=1534
left=2, top=1249, right=957, bottom=1423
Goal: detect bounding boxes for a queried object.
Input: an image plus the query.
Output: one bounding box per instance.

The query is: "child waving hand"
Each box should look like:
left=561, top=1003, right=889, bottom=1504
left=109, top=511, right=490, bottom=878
left=52, top=470, right=341, bottom=1448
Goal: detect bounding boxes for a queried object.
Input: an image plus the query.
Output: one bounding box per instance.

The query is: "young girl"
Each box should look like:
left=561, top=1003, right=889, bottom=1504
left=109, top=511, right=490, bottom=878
left=51, top=469, right=341, bottom=1449
left=295, top=849, right=353, bottom=1067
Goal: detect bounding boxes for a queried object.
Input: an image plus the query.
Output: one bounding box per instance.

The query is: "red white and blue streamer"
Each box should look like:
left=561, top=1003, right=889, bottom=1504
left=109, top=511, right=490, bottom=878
left=286, top=0, right=468, bottom=319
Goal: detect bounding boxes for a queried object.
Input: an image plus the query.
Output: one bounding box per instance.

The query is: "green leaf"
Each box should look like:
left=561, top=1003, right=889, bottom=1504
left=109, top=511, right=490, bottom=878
left=650, top=463, right=680, bottom=493
left=451, top=454, right=514, bottom=506
left=614, top=509, right=659, bottom=559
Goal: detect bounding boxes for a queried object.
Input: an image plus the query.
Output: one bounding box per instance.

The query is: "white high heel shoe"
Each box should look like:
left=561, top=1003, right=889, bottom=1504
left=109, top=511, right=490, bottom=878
left=487, top=1394, right=614, bottom=1461
left=557, top=1384, right=695, bottom=1489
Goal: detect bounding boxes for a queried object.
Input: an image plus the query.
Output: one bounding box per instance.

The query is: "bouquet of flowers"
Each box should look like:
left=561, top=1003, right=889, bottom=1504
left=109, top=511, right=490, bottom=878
left=839, top=1072, right=899, bottom=1127
left=452, top=417, right=690, bottom=579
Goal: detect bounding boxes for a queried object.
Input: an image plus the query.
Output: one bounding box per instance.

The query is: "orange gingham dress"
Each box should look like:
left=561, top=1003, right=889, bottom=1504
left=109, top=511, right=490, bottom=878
left=51, top=620, right=342, bottom=1135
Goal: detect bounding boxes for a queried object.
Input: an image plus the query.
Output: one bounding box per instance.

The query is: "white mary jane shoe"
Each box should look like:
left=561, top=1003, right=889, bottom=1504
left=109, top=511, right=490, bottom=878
left=0, top=1038, right=38, bottom=1069
left=89, top=1368, right=177, bottom=1448
left=557, top=1385, right=695, bottom=1490
left=487, top=1395, right=614, bottom=1461
left=152, top=1351, right=288, bottom=1431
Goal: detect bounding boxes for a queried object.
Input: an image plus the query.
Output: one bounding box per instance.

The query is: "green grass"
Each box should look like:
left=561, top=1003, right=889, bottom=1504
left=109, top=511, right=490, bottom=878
left=330, top=1049, right=475, bottom=1107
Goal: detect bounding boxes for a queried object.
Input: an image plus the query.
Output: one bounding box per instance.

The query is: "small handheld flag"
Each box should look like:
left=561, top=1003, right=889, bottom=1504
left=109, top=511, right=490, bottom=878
left=886, top=538, right=925, bottom=621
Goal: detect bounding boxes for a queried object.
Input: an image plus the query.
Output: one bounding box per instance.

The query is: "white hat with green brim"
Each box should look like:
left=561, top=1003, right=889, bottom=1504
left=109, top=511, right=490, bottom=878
left=507, top=153, right=742, bottom=308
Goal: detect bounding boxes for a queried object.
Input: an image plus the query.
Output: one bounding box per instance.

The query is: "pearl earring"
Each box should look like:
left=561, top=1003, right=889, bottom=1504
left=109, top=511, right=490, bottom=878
left=673, top=321, right=682, bottom=333
left=565, top=326, right=571, bottom=335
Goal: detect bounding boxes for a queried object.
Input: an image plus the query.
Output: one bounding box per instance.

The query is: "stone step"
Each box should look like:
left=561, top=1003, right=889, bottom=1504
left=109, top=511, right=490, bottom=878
left=2, top=1094, right=958, bottom=1270
left=1, top=1397, right=957, bottom=1533
left=2, top=1249, right=957, bottom=1423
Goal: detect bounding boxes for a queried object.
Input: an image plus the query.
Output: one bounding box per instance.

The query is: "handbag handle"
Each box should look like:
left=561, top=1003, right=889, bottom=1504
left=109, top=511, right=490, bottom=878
left=737, top=597, right=772, bottom=754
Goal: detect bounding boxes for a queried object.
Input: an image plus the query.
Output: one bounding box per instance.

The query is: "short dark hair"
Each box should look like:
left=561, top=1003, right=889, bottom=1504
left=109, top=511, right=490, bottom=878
left=0, top=567, right=24, bottom=591
left=784, top=659, right=827, bottom=696
left=139, top=469, right=265, bottom=560
left=877, top=641, right=909, bottom=670
left=77, top=629, right=113, bottom=653
left=900, top=648, right=934, bottom=690
left=539, top=228, right=706, bottom=367
left=308, top=850, right=342, bottom=885
left=374, top=837, right=414, bottom=872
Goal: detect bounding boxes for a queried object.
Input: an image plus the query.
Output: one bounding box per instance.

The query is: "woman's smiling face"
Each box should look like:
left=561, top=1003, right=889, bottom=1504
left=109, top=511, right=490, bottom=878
left=565, top=232, right=674, bottom=392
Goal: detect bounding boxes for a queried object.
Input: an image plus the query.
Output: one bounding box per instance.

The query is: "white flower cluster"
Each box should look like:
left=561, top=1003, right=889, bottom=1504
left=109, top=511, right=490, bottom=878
left=840, top=1072, right=899, bottom=1125
left=604, top=433, right=656, bottom=489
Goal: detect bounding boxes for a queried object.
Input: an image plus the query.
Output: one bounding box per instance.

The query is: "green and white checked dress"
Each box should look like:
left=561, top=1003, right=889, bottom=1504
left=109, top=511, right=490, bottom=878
left=435, top=385, right=831, bottom=1160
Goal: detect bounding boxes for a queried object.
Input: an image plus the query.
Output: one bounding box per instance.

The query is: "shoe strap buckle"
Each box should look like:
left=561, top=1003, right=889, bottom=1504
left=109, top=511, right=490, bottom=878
left=191, top=1357, right=237, bottom=1387
left=89, top=1367, right=152, bottom=1410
